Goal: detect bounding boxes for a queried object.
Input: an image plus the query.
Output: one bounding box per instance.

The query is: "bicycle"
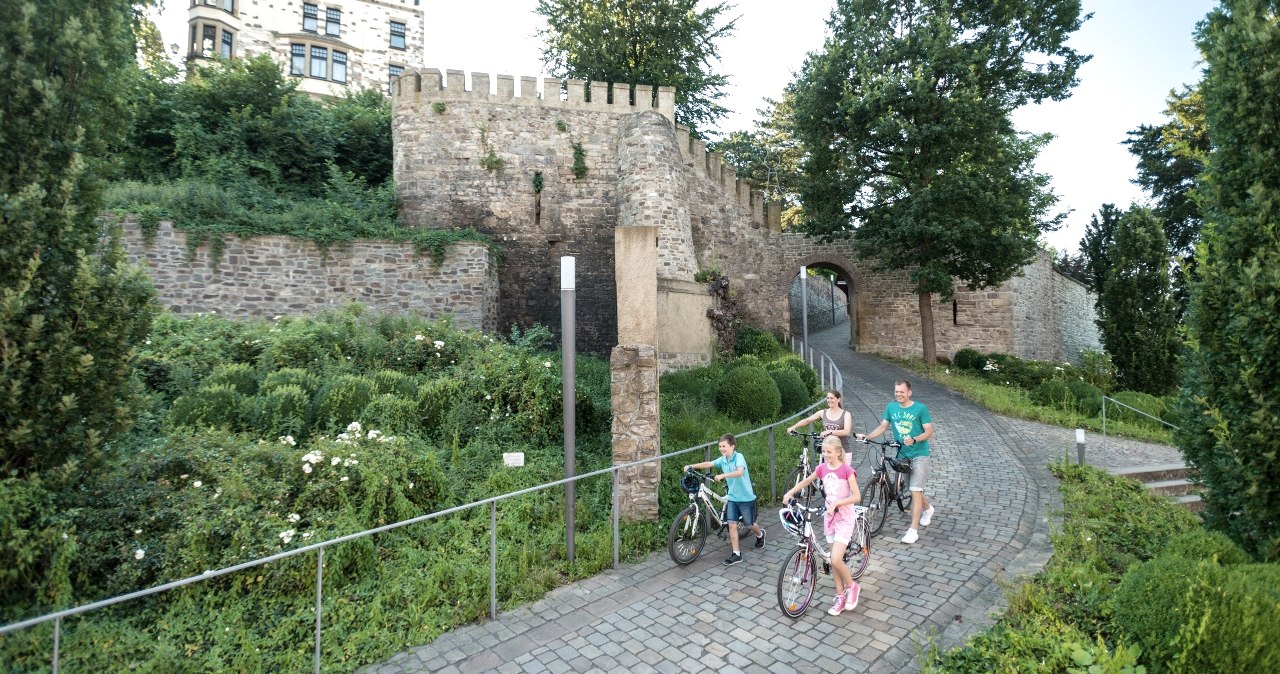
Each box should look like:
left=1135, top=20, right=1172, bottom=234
left=667, top=469, right=744, bottom=565
left=857, top=437, right=911, bottom=536
left=785, top=431, right=826, bottom=509
left=775, top=499, right=871, bottom=619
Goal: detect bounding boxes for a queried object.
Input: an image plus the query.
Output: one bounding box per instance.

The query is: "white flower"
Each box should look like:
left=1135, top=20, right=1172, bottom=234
left=134, top=549, right=145, bottom=560
left=62, top=533, right=69, bottom=540
left=279, top=435, right=296, bottom=446
left=544, top=361, right=552, bottom=368
left=288, top=513, right=301, bottom=523
left=302, top=451, right=323, bottom=464
left=944, top=368, right=950, bottom=374
left=377, top=436, right=393, bottom=443
left=331, top=456, right=341, bottom=466
left=408, top=482, right=414, bottom=489
left=433, top=340, right=444, bottom=349
left=279, top=529, right=296, bottom=545
left=302, top=463, right=313, bottom=474
left=485, top=394, right=492, bottom=401
left=192, top=480, right=202, bottom=488
left=180, top=474, right=189, bottom=480
left=273, top=315, right=282, bottom=320
left=346, top=421, right=362, bottom=433
left=414, top=334, right=425, bottom=341
left=339, top=476, right=349, bottom=482
left=343, top=458, right=359, bottom=466
left=1054, top=366, right=1064, bottom=372
left=366, top=429, right=381, bottom=440
left=134, top=529, right=142, bottom=535
left=302, top=532, right=313, bottom=539
left=145, top=339, right=151, bottom=345
left=983, top=360, right=999, bottom=371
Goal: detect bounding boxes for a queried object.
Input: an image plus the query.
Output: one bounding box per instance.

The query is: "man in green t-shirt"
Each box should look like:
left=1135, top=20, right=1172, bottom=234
left=856, top=379, right=935, bottom=544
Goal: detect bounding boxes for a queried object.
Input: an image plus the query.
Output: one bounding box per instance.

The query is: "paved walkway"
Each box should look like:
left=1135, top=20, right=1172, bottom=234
left=362, top=325, right=1182, bottom=674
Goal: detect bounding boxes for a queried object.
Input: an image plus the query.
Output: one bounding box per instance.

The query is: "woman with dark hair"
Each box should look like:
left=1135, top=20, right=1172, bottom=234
left=787, top=389, right=852, bottom=454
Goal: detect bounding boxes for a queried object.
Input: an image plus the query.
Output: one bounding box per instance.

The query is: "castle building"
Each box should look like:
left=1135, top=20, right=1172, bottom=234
left=185, top=0, right=424, bottom=98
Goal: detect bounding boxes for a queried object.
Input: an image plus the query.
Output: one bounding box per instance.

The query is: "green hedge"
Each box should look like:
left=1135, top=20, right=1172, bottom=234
left=714, top=365, right=781, bottom=423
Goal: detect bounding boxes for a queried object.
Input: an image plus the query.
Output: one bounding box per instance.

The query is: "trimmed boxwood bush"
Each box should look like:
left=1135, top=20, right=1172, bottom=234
left=361, top=394, right=420, bottom=435
left=953, top=347, right=985, bottom=370
left=769, top=355, right=821, bottom=397
left=1066, top=380, right=1103, bottom=417
left=204, top=362, right=259, bottom=396
left=1030, top=379, right=1074, bottom=411
left=261, top=367, right=321, bottom=397
left=735, top=326, right=784, bottom=359
left=371, top=369, right=418, bottom=398
left=1162, top=529, right=1251, bottom=566
left=251, top=383, right=309, bottom=438
left=770, top=368, right=809, bottom=415
left=312, top=374, right=374, bottom=434
left=715, top=365, right=781, bottom=423
left=168, top=383, right=244, bottom=429
left=418, top=378, right=463, bottom=437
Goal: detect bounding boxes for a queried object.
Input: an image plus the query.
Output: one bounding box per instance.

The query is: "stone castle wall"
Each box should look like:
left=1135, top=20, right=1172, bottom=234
left=117, top=218, right=497, bottom=331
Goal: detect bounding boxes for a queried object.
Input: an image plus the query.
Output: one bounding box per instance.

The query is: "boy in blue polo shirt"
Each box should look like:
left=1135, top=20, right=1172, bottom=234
left=683, top=433, right=764, bottom=565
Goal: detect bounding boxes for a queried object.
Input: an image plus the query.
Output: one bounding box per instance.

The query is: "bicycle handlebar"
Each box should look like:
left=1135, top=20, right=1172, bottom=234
left=856, top=437, right=902, bottom=449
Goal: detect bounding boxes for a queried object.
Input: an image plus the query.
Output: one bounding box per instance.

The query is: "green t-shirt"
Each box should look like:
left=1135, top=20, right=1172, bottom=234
left=883, top=401, right=932, bottom=459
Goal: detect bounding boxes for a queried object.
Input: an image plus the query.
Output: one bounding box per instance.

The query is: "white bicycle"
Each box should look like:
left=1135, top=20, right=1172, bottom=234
left=775, top=500, right=871, bottom=618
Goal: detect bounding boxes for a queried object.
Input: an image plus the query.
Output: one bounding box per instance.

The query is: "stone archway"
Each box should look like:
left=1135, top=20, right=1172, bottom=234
left=787, top=253, right=860, bottom=351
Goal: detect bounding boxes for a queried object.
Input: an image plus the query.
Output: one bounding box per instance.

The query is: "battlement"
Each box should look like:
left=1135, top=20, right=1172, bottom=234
left=673, top=125, right=782, bottom=232
left=392, top=68, right=676, bottom=126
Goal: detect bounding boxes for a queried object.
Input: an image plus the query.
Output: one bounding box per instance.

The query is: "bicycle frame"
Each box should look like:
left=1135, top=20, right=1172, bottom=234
left=776, top=501, right=870, bottom=618
left=667, top=470, right=735, bottom=565
left=859, top=438, right=908, bottom=537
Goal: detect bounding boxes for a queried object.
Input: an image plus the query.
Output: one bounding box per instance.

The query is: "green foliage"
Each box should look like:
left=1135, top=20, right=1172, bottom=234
left=250, top=384, right=309, bottom=439
left=205, top=362, right=259, bottom=396
left=0, top=477, right=75, bottom=619
left=1094, top=207, right=1179, bottom=394
left=571, top=141, right=588, bottom=179
left=790, top=0, right=1085, bottom=362
left=1106, top=391, right=1168, bottom=428
left=431, top=101, right=446, bottom=114
left=536, top=0, right=738, bottom=136
left=734, top=326, right=783, bottom=359
left=710, top=93, right=804, bottom=220
left=261, top=367, right=321, bottom=397
left=1031, top=379, right=1074, bottom=411
left=953, top=348, right=985, bottom=371
left=1179, top=0, right=1280, bottom=562
left=768, top=355, right=821, bottom=397
left=1067, top=380, right=1104, bottom=417
left=1161, top=528, right=1250, bottom=566
left=770, top=369, right=809, bottom=416
left=714, top=365, right=781, bottom=423
left=360, top=395, right=420, bottom=436
left=168, top=383, right=245, bottom=430
left=1080, top=349, right=1118, bottom=394
left=0, top=0, right=159, bottom=475
left=372, top=369, right=418, bottom=398
left=313, top=375, right=376, bottom=436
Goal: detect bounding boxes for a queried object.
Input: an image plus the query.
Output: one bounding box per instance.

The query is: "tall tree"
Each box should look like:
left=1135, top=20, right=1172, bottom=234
left=1096, top=207, right=1178, bottom=394
left=536, top=0, right=737, bottom=136
left=1079, top=202, right=1125, bottom=297
left=0, top=0, right=158, bottom=475
left=789, top=0, right=1087, bottom=362
left=710, top=94, right=805, bottom=227
left=1178, top=0, right=1280, bottom=562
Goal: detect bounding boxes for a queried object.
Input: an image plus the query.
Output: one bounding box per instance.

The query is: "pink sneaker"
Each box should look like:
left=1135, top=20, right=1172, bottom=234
left=827, top=593, right=847, bottom=616
left=845, top=583, right=860, bottom=610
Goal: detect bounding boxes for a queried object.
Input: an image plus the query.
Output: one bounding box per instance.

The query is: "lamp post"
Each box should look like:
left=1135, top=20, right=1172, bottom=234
left=561, top=256, right=576, bottom=563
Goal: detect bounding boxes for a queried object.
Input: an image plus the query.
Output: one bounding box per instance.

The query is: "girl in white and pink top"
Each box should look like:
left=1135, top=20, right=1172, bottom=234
left=782, top=435, right=863, bottom=616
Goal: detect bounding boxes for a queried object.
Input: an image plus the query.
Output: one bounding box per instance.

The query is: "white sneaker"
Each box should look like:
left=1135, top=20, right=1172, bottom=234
left=920, top=506, right=935, bottom=527
left=901, top=528, right=919, bottom=544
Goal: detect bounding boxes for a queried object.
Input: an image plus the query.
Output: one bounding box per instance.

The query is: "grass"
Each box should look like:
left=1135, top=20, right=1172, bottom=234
left=885, top=356, right=1174, bottom=445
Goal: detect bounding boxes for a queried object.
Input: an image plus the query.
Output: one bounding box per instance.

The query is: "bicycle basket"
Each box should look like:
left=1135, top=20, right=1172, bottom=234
left=778, top=506, right=805, bottom=536
left=679, top=472, right=702, bottom=494
left=887, top=457, right=913, bottom=474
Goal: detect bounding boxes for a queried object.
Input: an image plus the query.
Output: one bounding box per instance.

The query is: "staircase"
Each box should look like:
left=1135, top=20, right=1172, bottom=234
left=1110, top=463, right=1204, bottom=512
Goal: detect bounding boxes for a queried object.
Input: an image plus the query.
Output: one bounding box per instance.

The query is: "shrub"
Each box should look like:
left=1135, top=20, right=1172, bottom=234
left=714, top=365, right=781, bottom=423
left=980, top=352, right=1031, bottom=387
left=168, top=383, right=244, bottom=429
left=953, top=347, right=985, bottom=370
left=372, top=369, right=418, bottom=398
left=261, top=367, right=321, bottom=397
left=769, top=355, right=821, bottom=396
left=312, top=375, right=374, bottom=435
left=1019, top=360, right=1061, bottom=390
left=1030, top=379, right=1074, bottom=411
left=1113, top=555, right=1280, bottom=673
left=1162, top=528, right=1250, bottom=566
left=250, top=384, right=309, bottom=439
left=734, top=326, right=783, bottom=359
left=1079, top=348, right=1117, bottom=394
left=418, top=378, right=464, bottom=438
left=770, top=369, right=809, bottom=415
left=1106, top=390, right=1169, bottom=427
left=361, top=394, right=420, bottom=435
left=1066, top=380, right=1103, bottom=417
left=204, top=362, right=259, bottom=396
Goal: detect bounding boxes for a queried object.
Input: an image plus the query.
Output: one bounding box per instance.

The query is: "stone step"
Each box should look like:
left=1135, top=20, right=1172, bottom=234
left=1110, top=462, right=1190, bottom=483
left=1144, top=478, right=1199, bottom=497
left=1173, top=493, right=1206, bottom=512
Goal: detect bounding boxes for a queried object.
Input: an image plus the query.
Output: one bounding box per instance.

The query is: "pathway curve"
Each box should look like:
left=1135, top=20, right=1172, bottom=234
left=362, top=325, right=1181, bottom=674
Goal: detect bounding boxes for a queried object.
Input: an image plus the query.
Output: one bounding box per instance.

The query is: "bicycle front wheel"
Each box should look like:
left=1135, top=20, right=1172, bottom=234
left=894, top=471, right=912, bottom=512
left=777, top=545, right=818, bottom=618
left=846, top=517, right=871, bottom=580
left=865, top=477, right=889, bottom=536
left=668, top=504, right=708, bottom=565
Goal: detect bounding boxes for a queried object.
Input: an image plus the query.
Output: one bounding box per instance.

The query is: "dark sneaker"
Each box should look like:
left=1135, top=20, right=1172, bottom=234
left=754, top=530, right=766, bottom=549
left=723, top=552, right=743, bottom=566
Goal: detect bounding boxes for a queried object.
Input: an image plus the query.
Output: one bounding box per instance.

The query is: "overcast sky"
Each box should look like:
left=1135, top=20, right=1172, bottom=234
left=154, top=0, right=1215, bottom=254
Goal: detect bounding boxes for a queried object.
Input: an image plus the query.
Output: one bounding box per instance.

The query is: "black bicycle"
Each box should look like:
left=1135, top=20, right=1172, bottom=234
left=785, top=431, right=825, bottom=509
left=857, top=437, right=911, bottom=536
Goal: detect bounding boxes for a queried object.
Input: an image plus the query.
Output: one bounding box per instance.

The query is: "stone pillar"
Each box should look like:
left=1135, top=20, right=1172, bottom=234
left=612, top=226, right=660, bottom=521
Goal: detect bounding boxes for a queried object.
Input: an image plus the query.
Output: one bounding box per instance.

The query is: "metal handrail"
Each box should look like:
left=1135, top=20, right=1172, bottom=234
left=1100, top=395, right=1180, bottom=451
left=2, top=345, right=846, bottom=673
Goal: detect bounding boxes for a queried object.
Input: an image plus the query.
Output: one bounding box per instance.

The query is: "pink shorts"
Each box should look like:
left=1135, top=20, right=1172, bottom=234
left=824, top=509, right=856, bottom=544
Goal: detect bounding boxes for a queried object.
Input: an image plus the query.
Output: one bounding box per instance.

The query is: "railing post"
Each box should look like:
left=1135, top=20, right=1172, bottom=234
left=768, top=425, right=776, bottom=504
left=612, top=471, right=620, bottom=569
left=52, top=616, right=60, bottom=674
left=1101, top=397, right=1108, bottom=452
left=314, top=547, right=324, bottom=674
left=490, top=502, right=498, bottom=619
left=1076, top=428, right=1087, bottom=466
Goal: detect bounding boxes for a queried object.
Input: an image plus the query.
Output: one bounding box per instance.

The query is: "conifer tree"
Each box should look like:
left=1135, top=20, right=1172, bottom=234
left=0, top=1, right=158, bottom=475
left=1179, top=0, right=1280, bottom=561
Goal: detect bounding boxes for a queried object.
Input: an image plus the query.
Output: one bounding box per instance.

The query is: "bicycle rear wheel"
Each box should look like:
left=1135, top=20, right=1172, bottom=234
left=865, top=477, right=889, bottom=536
left=777, top=545, right=818, bottom=618
left=787, top=466, right=820, bottom=509
left=667, top=504, right=708, bottom=565
left=845, top=517, right=871, bottom=580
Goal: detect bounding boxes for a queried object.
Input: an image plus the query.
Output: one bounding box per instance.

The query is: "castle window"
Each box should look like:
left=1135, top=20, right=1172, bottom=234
left=221, top=0, right=234, bottom=12
left=220, top=29, right=233, bottom=58
left=325, top=8, right=341, bottom=37
left=309, top=46, right=328, bottom=79
left=290, top=44, right=306, bottom=76
left=388, top=64, right=404, bottom=94
left=302, top=3, right=318, bottom=32
left=332, top=51, right=347, bottom=83
left=389, top=21, right=406, bottom=49
left=201, top=24, right=216, bottom=56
